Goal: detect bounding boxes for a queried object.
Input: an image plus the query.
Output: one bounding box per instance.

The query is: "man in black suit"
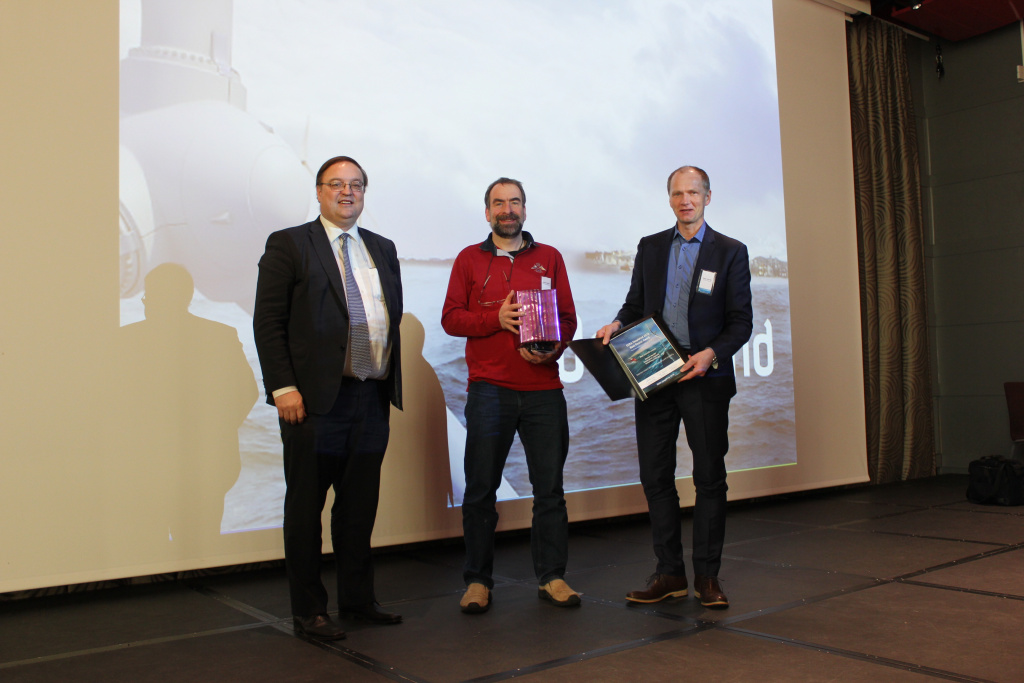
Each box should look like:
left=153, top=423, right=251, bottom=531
left=597, top=166, right=752, bottom=609
left=254, top=156, right=403, bottom=640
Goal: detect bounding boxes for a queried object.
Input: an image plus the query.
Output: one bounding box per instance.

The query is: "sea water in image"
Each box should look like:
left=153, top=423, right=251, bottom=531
left=401, top=258, right=796, bottom=500
left=122, top=256, right=795, bottom=531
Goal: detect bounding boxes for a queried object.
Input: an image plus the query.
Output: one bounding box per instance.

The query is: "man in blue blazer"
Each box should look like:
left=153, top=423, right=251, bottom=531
left=598, top=166, right=752, bottom=609
left=254, top=156, right=403, bottom=640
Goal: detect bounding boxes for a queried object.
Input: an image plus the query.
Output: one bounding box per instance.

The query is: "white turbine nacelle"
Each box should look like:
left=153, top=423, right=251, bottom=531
left=120, top=0, right=312, bottom=312
left=120, top=144, right=156, bottom=298
left=120, top=102, right=310, bottom=310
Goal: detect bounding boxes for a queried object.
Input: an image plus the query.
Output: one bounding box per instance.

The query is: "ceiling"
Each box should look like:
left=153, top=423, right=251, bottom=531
left=871, top=0, right=1024, bottom=41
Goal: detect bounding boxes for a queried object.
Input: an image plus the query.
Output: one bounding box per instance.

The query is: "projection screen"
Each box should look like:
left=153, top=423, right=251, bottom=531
left=0, top=0, right=869, bottom=593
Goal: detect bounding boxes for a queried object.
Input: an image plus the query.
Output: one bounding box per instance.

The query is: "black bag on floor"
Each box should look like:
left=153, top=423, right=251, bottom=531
left=966, top=456, right=1024, bottom=506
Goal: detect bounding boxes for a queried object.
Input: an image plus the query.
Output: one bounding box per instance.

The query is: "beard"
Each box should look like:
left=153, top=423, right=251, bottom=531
left=490, top=213, right=523, bottom=239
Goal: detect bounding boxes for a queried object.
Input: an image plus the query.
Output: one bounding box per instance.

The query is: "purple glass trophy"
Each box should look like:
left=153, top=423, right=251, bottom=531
left=515, top=289, right=561, bottom=352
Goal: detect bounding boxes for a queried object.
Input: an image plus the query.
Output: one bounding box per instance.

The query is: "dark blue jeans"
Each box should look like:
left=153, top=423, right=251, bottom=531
left=462, top=381, right=570, bottom=588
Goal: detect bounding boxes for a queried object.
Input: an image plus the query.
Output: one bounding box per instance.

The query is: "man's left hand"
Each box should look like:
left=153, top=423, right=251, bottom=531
left=678, top=348, right=716, bottom=382
left=518, top=344, right=559, bottom=365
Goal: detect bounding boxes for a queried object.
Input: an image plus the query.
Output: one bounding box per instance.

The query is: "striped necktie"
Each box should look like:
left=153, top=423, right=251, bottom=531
left=341, top=233, right=373, bottom=380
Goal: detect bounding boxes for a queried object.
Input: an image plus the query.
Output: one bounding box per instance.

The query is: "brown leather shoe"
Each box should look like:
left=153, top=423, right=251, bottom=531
left=693, top=575, right=729, bottom=609
left=460, top=582, right=491, bottom=614
left=293, top=613, right=347, bottom=640
left=625, top=573, right=688, bottom=603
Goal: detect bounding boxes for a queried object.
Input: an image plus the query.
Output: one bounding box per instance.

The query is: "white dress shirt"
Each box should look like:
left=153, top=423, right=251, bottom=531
left=321, top=217, right=392, bottom=380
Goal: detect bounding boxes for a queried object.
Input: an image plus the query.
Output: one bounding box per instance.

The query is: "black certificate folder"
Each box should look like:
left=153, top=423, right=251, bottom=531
left=569, top=315, right=690, bottom=402
left=569, top=337, right=635, bottom=401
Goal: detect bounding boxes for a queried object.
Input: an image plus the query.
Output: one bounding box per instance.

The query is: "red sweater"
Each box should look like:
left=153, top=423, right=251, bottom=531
left=442, top=232, right=577, bottom=391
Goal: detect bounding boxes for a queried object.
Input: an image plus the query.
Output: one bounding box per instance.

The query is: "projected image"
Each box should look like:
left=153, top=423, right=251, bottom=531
left=120, top=0, right=793, bottom=534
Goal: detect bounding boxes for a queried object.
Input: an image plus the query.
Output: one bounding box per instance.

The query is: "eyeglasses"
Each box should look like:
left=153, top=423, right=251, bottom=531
left=477, top=254, right=515, bottom=307
left=319, top=180, right=365, bottom=193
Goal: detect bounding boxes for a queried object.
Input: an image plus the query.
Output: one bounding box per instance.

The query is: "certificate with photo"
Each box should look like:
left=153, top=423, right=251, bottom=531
left=607, top=315, right=689, bottom=401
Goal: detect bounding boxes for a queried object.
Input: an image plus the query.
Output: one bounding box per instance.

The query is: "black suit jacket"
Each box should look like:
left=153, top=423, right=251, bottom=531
left=253, top=218, right=403, bottom=413
left=615, top=224, right=753, bottom=399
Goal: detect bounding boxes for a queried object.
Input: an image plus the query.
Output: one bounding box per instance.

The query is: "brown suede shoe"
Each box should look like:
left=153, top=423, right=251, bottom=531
left=693, top=575, right=729, bottom=609
left=625, top=573, right=688, bottom=603
left=460, top=582, right=491, bottom=614
left=538, top=578, right=582, bottom=607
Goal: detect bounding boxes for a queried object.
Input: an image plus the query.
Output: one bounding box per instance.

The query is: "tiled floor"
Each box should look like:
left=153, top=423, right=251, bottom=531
left=2, top=474, right=1023, bottom=682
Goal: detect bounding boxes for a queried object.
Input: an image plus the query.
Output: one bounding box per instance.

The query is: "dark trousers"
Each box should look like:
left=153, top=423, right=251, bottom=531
left=635, top=379, right=731, bottom=578
left=462, top=381, right=570, bottom=588
left=280, top=378, right=390, bottom=617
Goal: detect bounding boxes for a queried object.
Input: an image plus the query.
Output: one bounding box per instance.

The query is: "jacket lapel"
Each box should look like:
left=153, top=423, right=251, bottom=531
left=649, top=226, right=675, bottom=310
left=308, top=220, right=347, bottom=313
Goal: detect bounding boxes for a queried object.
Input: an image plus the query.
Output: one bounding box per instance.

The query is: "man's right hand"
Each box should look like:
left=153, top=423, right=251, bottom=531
left=498, top=291, right=522, bottom=334
left=596, top=321, right=622, bottom=345
left=275, top=390, right=306, bottom=424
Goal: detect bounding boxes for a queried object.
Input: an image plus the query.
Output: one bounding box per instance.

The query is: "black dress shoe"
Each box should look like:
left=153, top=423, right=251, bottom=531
left=293, top=614, right=346, bottom=640
left=339, top=603, right=403, bottom=625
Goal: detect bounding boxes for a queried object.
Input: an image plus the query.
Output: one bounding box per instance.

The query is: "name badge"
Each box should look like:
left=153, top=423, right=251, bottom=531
left=697, top=270, right=716, bottom=295
left=541, top=276, right=552, bottom=290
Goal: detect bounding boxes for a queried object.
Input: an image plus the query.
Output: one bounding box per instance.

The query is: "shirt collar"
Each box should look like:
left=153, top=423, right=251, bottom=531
left=673, top=221, right=707, bottom=244
left=320, top=215, right=361, bottom=245
left=480, top=230, right=534, bottom=256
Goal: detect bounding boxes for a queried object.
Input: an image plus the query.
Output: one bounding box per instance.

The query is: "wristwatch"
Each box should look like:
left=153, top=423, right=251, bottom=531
left=705, top=347, right=718, bottom=370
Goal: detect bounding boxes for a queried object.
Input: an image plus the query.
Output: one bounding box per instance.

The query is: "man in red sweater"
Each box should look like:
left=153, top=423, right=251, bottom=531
left=442, top=177, right=579, bottom=614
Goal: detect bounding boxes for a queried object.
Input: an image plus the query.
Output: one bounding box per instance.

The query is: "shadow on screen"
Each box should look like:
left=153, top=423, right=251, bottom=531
left=375, top=313, right=459, bottom=539
left=116, top=263, right=258, bottom=560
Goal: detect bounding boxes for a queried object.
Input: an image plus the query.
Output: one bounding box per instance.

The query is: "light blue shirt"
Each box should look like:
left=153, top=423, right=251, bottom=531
left=662, top=222, right=706, bottom=348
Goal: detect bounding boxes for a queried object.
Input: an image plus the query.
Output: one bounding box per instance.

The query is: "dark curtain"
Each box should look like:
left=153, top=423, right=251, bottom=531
left=847, top=15, right=935, bottom=483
